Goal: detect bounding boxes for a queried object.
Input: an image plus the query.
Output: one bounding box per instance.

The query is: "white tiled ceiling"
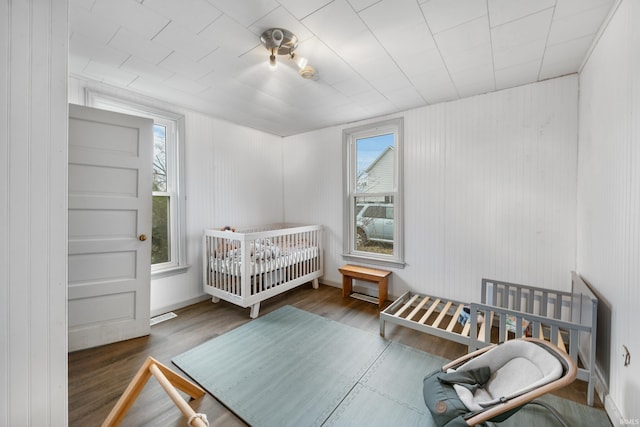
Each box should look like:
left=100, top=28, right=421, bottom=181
left=69, top=0, right=616, bottom=136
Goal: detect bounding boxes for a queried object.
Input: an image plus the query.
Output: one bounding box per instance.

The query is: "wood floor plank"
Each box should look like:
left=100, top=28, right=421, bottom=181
left=68, top=284, right=603, bottom=426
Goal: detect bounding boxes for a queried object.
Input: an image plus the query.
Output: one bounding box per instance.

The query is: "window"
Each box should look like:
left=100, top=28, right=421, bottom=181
left=343, top=118, right=404, bottom=266
left=86, top=91, right=188, bottom=276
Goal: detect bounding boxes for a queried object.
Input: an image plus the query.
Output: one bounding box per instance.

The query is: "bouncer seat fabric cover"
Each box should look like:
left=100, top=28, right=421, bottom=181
left=423, top=339, right=564, bottom=426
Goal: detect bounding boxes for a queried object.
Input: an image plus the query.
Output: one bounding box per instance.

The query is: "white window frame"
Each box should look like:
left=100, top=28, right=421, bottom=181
left=343, top=117, right=404, bottom=267
left=86, top=90, right=189, bottom=277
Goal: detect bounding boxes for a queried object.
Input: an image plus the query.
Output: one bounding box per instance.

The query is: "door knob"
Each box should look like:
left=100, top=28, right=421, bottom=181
left=139, top=234, right=147, bottom=241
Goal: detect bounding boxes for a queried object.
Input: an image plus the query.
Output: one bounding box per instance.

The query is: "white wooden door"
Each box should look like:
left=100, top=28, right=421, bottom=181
left=68, top=104, right=153, bottom=351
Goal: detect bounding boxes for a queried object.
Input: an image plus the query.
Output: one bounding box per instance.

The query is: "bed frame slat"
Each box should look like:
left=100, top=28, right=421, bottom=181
left=461, top=320, right=471, bottom=337
left=478, top=310, right=493, bottom=342
left=432, top=301, right=452, bottom=329
left=407, top=296, right=431, bottom=321
left=446, top=304, right=464, bottom=332
left=418, top=298, right=441, bottom=324
left=394, top=294, right=420, bottom=318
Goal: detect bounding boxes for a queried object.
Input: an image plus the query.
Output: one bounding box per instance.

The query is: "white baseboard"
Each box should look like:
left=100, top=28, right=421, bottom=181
left=150, top=294, right=211, bottom=318
left=604, top=393, right=623, bottom=426
left=596, top=378, right=623, bottom=426
left=320, top=279, right=340, bottom=288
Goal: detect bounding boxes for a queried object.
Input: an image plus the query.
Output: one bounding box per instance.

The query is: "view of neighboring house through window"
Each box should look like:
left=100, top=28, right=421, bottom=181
left=343, top=118, right=404, bottom=265
left=87, top=91, right=187, bottom=275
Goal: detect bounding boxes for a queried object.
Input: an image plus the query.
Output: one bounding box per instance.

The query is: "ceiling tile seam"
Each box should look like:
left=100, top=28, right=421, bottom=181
left=245, top=4, right=282, bottom=30
left=194, top=9, right=262, bottom=58
left=105, top=25, right=121, bottom=46
left=195, top=9, right=224, bottom=37
left=350, top=0, right=384, bottom=14
left=485, top=0, right=497, bottom=91
left=428, top=10, right=487, bottom=36
left=536, top=4, right=558, bottom=82
left=102, top=26, right=134, bottom=70
left=147, top=20, right=191, bottom=70
left=354, top=4, right=428, bottom=106
left=285, top=3, right=398, bottom=108
left=488, top=5, right=555, bottom=30
left=118, top=53, right=132, bottom=69
left=126, top=75, right=141, bottom=89
left=209, top=3, right=281, bottom=42
left=418, top=2, right=459, bottom=100
left=276, top=0, right=335, bottom=22
left=150, top=17, right=222, bottom=62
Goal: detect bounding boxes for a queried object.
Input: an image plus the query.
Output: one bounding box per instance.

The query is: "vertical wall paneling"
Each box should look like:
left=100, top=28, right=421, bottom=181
left=284, top=76, right=578, bottom=304
left=283, top=126, right=345, bottom=281
left=68, top=77, right=284, bottom=315
left=1, top=0, right=69, bottom=425
left=1, top=1, right=8, bottom=422
left=577, top=0, right=640, bottom=419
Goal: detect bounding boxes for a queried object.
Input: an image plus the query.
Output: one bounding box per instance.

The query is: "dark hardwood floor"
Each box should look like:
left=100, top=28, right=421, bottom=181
left=68, top=284, right=603, bottom=426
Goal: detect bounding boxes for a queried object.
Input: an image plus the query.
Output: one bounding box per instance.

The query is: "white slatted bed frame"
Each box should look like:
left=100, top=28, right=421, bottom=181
left=380, top=272, right=597, bottom=406
left=203, top=224, right=323, bottom=318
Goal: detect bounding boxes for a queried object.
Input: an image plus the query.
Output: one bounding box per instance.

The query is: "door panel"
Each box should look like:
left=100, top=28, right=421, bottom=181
left=68, top=104, right=152, bottom=352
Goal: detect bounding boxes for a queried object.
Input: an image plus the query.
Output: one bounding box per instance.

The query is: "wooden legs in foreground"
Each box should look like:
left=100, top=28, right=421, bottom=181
left=102, top=356, right=207, bottom=427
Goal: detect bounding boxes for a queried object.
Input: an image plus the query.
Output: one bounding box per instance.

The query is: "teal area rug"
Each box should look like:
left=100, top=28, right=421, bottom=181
left=172, top=306, right=610, bottom=427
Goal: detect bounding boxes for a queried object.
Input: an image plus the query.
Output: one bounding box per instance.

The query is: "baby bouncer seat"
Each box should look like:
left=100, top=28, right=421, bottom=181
left=423, top=338, right=577, bottom=426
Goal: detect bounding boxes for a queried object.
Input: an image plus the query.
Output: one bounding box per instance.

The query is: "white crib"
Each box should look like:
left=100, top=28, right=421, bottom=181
left=203, top=224, right=323, bottom=318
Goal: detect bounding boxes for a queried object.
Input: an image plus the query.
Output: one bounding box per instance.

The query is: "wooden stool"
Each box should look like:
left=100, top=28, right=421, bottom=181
left=339, top=264, right=391, bottom=310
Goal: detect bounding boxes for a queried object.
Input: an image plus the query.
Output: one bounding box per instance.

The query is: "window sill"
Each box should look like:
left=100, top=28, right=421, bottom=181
left=151, top=264, right=191, bottom=280
left=341, top=253, right=405, bottom=269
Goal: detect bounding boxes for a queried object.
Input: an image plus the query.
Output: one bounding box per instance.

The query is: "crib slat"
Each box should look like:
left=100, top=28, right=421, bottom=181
left=492, top=284, right=498, bottom=307
left=498, top=313, right=506, bottom=342
left=406, top=296, right=431, bottom=321
left=418, top=299, right=441, bottom=324
left=478, top=310, right=493, bottom=342
left=446, top=304, right=464, bottom=332
left=394, top=294, right=420, bottom=318
left=527, top=292, right=534, bottom=314
left=557, top=294, right=565, bottom=320
left=432, top=301, right=452, bottom=329
left=569, top=329, right=579, bottom=360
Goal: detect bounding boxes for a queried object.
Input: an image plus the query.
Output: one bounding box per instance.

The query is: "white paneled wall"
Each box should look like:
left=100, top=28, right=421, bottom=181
left=1, top=0, right=69, bottom=425
left=69, top=77, right=284, bottom=314
left=578, top=0, right=640, bottom=419
left=285, top=76, right=578, bottom=303
left=283, top=126, right=346, bottom=284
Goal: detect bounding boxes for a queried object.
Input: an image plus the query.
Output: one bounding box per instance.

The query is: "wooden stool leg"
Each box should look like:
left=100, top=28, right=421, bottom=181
left=378, top=277, right=388, bottom=310
left=342, top=275, right=353, bottom=298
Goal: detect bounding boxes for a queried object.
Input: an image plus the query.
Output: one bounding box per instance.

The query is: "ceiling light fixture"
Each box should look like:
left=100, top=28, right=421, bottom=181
left=260, top=28, right=317, bottom=80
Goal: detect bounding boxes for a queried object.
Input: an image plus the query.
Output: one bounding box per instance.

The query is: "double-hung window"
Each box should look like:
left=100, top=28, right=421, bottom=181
left=343, top=118, right=404, bottom=266
left=87, top=91, right=188, bottom=276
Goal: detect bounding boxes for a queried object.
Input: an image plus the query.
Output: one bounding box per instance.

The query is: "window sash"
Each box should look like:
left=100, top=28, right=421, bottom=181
left=343, top=118, right=404, bottom=266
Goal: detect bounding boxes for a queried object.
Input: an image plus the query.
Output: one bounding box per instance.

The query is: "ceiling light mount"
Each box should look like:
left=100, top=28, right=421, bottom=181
left=260, top=28, right=298, bottom=55
left=260, top=28, right=317, bottom=80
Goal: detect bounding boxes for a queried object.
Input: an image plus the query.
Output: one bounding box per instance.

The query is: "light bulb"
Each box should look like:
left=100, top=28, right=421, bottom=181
left=291, top=52, right=308, bottom=70
left=269, top=49, right=277, bottom=69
